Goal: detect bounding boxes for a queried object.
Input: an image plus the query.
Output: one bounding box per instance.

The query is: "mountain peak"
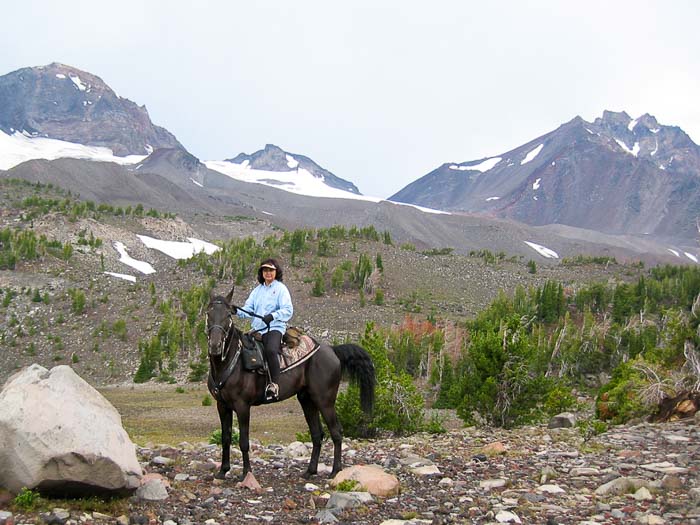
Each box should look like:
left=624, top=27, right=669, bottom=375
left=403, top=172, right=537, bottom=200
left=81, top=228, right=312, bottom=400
left=599, top=110, right=632, bottom=126
left=223, top=145, right=361, bottom=195
left=0, top=63, right=183, bottom=156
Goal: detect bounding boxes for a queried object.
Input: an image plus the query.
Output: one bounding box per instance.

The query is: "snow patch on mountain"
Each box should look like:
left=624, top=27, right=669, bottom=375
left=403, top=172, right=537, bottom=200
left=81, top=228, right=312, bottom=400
left=524, top=241, right=558, bottom=259
left=450, top=157, right=501, bottom=173
left=205, top=159, right=382, bottom=202
left=0, top=130, right=146, bottom=170
left=615, top=139, right=640, bottom=157
left=521, top=144, right=543, bottom=165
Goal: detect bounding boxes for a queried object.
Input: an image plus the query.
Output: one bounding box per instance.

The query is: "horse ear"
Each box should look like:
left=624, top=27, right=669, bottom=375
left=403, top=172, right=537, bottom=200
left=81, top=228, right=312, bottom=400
left=225, top=286, right=234, bottom=303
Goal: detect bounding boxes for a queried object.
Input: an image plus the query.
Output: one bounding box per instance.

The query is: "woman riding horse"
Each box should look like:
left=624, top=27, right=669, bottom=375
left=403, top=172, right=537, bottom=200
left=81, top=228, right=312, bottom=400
left=206, top=287, right=375, bottom=480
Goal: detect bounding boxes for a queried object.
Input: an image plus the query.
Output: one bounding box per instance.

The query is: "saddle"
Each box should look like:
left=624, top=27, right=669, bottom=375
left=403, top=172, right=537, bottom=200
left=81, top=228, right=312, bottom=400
left=241, top=327, right=319, bottom=373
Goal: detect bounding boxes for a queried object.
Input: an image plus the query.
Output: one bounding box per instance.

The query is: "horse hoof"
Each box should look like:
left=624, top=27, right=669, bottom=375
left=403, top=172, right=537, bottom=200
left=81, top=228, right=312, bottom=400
left=214, top=471, right=228, bottom=480
left=302, top=471, right=316, bottom=480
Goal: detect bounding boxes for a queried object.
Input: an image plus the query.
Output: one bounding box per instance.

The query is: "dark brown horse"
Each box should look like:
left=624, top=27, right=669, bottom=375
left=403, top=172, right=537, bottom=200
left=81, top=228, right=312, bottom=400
left=206, top=287, right=376, bottom=479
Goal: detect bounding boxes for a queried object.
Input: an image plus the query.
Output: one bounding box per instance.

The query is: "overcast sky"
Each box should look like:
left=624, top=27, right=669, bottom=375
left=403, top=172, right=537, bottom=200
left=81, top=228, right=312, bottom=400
left=2, top=1, right=698, bottom=198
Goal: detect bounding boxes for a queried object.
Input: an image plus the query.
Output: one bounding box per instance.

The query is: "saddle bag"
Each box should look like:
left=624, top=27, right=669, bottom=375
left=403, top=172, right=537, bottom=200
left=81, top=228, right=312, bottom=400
left=241, top=334, right=265, bottom=371
left=282, top=326, right=304, bottom=349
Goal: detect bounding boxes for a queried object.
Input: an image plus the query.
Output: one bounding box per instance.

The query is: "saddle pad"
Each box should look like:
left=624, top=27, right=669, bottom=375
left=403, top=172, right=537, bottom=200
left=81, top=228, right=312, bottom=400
left=280, top=335, right=319, bottom=371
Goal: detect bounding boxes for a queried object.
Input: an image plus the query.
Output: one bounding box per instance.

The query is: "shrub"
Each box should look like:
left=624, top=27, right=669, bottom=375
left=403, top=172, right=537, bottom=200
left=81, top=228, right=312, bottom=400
left=112, top=319, right=128, bottom=341
left=543, top=384, right=577, bottom=416
left=202, top=394, right=213, bottom=406
left=335, top=479, right=360, bottom=492
left=13, top=487, right=41, bottom=510
left=336, top=323, right=425, bottom=437
left=209, top=427, right=239, bottom=445
left=374, top=289, right=384, bottom=305
left=68, top=288, right=86, bottom=314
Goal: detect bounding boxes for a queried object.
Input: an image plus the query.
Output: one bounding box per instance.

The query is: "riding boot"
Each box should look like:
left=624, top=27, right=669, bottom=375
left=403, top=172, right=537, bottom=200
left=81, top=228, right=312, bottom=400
left=263, top=331, right=282, bottom=401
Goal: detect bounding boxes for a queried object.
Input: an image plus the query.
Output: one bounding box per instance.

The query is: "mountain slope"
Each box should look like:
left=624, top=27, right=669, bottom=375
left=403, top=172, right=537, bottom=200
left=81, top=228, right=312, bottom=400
left=389, top=111, right=700, bottom=239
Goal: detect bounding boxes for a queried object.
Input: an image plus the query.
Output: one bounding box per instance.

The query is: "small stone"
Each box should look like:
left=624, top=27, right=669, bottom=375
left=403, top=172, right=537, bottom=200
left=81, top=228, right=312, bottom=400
left=633, top=487, right=653, bottom=501
left=537, top=484, right=565, bottom=494
left=479, top=478, right=507, bottom=490
left=548, top=412, right=576, bottom=428
left=495, top=510, right=522, bottom=523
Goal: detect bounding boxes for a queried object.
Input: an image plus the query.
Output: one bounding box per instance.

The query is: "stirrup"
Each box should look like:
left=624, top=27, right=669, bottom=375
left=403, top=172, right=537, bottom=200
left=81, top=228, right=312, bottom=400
left=265, top=382, right=279, bottom=401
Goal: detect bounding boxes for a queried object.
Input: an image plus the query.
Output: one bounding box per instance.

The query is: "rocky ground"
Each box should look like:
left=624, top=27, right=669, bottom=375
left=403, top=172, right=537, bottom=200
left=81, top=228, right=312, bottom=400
left=3, top=416, right=699, bottom=525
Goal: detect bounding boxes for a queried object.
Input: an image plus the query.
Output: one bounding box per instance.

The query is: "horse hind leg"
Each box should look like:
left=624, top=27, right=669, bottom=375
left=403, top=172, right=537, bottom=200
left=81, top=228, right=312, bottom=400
left=319, top=402, right=343, bottom=477
left=297, top=391, right=323, bottom=478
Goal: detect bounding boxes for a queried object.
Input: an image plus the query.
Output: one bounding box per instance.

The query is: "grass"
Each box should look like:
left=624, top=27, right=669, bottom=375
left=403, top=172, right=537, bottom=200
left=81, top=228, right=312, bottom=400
left=100, top=385, right=308, bottom=446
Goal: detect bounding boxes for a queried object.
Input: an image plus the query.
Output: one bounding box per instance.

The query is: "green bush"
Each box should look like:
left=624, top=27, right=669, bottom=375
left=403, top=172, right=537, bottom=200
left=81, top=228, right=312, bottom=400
left=336, top=323, right=425, bottom=437
left=202, top=394, right=213, bottom=406
left=335, top=479, right=360, bottom=492
left=209, top=427, right=239, bottom=445
left=596, top=359, right=654, bottom=424
left=13, top=487, right=41, bottom=510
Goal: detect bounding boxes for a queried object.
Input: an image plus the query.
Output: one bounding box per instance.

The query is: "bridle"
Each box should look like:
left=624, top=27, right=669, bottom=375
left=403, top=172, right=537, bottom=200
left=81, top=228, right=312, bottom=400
left=207, top=300, right=234, bottom=360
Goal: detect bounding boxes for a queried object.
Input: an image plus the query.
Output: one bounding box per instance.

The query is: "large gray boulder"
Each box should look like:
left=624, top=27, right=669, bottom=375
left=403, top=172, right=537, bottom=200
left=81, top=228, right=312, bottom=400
left=0, top=364, right=142, bottom=495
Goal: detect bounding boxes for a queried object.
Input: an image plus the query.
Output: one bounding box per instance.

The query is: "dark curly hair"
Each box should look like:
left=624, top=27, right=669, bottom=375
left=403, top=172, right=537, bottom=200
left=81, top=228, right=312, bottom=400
left=256, top=258, right=284, bottom=284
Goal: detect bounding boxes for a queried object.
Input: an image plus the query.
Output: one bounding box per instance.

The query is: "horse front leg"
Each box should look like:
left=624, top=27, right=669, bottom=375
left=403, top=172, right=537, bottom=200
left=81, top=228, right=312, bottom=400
left=215, top=400, right=232, bottom=479
left=235, top=405, right=252, bottom=479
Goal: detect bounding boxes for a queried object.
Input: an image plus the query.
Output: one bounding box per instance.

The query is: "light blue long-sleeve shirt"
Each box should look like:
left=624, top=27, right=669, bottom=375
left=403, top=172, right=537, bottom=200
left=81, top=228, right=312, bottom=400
left=237, top=279, right=293, bottom=334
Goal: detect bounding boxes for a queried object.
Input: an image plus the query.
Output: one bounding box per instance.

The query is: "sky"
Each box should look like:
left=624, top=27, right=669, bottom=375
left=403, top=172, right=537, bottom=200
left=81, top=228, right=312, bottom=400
left=2, top=1, right=699, bottom=199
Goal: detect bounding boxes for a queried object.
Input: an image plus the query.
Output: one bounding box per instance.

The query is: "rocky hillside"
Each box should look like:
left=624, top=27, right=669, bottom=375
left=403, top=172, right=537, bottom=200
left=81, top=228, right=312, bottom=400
left=0, top=63, right=183, bottom=156
left=0, top=178, right=639, bottom=387
left=390, top=111, right=700, bottom=240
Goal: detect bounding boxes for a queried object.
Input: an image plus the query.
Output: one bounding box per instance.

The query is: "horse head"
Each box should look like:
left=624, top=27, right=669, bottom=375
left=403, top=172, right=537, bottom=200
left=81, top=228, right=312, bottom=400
left=206, top=287, right=236, bottom=359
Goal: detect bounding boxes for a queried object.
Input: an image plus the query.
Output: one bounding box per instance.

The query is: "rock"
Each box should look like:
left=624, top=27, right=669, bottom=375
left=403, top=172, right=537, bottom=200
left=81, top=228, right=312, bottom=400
left=479, top=478, right=507, bottom=490
left=411, top=465, right=441, bottom=476
left=0, top=365, right=141, bottom=495
left=633, top=487, right=654, bottom=501
left=286, top=441, right=309, bottom=458
left=594, top=477, right=649, bottom=496
left=379, top=519, right=433, bottom=525
left=481, top=441, right=507, bottom=455
left=495, top=510, right=522, bottom=523
left=236, top=472, right=262, bottom=493
left=640, top=461, right=688, bottom=474
left=331, top=465, right=400, bottom=497
left=537, top=484, right=565, bottom=494
left=315, top=509, right=339, bottom=523
left=135, top=479, right=168, bottom=501
left=0, top=511, right=13, bottom=525
left=326, top=491, right=374, bottom=510
left=548, top=412, right=576, bottom=428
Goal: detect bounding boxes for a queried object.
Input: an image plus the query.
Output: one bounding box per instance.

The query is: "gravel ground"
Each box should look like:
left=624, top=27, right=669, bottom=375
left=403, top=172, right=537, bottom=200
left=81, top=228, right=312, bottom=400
left=4, top=417, right=699, bottom=524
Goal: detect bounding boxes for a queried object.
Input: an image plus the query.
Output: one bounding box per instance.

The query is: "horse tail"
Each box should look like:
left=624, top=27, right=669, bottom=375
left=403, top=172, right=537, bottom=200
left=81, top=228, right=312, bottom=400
left=332, top=343, right=376, bottom=415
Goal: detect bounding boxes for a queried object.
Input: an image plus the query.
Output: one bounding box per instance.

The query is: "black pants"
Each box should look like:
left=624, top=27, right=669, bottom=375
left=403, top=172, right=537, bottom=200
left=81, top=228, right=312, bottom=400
left=262, top=330, right=282, bottom=383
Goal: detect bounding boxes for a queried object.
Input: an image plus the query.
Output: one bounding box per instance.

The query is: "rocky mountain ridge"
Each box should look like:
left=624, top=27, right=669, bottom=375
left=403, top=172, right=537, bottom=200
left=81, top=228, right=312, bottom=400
left=389, top=111, right=700, bottom=239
